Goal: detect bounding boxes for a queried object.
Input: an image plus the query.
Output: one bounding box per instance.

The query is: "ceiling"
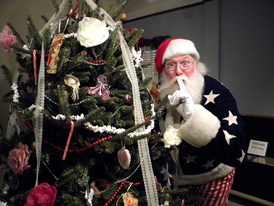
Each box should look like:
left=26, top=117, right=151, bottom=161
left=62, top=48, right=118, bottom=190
left=100, top=0, right=203, bottom=20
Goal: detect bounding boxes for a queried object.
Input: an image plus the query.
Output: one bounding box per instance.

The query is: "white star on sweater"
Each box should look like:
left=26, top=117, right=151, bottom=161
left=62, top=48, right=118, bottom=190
left=223, top=130, right=236, bottom=145
left=183, top=154, right=197, bottom=164
left=204, top=90, right=220, bottom=105
left=202, top=159, right=215, bottom=170
left=223, top=111, right=238, bottom=125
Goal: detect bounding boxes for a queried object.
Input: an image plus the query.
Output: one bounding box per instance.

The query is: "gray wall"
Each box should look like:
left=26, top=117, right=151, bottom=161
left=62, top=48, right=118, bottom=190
left=124, top=0, right=274, bottom=117
left=219, top=0, right=274, bottom=117
left=0, top=0, right=274, bottom=133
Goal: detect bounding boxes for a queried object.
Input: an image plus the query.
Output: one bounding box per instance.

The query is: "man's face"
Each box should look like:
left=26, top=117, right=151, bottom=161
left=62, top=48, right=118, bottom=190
left=163, top=54, right=197, bottom=79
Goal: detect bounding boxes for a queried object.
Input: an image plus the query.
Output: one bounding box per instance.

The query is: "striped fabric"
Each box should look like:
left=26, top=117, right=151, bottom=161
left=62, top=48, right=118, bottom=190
left=184, top=169, right=235, bottom=206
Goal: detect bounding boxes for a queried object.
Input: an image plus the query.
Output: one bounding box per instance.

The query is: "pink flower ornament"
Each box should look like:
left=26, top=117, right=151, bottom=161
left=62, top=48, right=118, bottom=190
left=7, top=142, right=31, bottom=174
left=26, top=182, right=57, bottom=206
left=0, top=25, right=18, bottom=53
left=88, top=75, right=110, bottom=99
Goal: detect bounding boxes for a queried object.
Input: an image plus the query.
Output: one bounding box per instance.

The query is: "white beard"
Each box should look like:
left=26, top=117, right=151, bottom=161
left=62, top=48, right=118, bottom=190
left=158, top=62, right=207, bottom=104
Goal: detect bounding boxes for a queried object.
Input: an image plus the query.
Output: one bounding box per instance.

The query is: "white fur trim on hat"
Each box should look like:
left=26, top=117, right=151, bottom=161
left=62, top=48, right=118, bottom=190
left=162, top=39, right=200, bottom=64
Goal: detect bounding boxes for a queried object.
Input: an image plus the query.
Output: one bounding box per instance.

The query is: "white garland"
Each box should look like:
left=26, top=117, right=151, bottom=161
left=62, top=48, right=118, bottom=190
left=0, top=201, right=8, bottom=206
left=128, top=104, right=155, bottom=137
left=11, top=83, right=20, bottom=103
left=52, top=104, right=155, bottom=137
left=11, top=71, right=20, bottom=103
left=84, top=122, right=125, bottom=134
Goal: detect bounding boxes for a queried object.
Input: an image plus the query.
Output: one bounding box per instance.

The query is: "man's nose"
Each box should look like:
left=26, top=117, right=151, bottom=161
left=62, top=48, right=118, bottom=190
left=175, top=64, right=183, bottom=75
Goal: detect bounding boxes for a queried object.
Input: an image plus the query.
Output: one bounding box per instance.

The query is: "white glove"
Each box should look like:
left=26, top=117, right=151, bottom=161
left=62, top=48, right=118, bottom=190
left=168, top=77, right=195, bottom=120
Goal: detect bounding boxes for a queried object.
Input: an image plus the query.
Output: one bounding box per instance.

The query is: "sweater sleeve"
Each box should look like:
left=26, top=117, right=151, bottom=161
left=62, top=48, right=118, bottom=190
left=177, top=76, right=247, bottom=167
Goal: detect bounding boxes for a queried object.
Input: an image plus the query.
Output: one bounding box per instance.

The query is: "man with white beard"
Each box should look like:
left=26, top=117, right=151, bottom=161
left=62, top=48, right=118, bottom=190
left=155, top=38, right=247, bottom=205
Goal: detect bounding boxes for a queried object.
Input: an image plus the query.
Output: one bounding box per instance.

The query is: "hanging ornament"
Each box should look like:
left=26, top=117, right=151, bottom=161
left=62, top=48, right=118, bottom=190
left=125, top=94, right=132, bottom=101
left=117, top=146, right=131, bottom=170
left=122, top=192, right=138, bottom=206
left=46, top=33, right=64, bottom=74
left=85, top=188, right=94, bottom=206
left=87, top=75, right=110, bottom=100
left=64, top=74, right=80, bottom=101
left=120, top=12, right=127, bottom=21
left=6, top=106, right=20, bottom=140
left=90, top=181, right=101, bottom=199
left=150, top=80, right=159, bottom=102
left=131, top=47, right=143, bottom=68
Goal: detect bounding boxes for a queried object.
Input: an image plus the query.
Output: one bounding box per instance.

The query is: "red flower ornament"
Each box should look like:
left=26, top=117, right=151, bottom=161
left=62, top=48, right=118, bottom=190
left=7, top=142, right=31, bottom=174
left=26, top=182, right=57, bottom=206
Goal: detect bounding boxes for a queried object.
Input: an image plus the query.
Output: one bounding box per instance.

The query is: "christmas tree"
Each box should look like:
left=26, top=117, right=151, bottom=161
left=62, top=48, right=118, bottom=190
left=0, top=0, right=187, bottom=205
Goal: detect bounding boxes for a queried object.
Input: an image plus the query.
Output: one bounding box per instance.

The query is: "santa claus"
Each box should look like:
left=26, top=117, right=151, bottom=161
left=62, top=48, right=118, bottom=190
left=155, top=38, right=247, bottom=205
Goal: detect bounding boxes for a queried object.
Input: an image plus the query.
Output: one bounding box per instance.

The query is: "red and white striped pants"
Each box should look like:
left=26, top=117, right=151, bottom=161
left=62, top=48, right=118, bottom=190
left=184, top=169, right=235, bottom=206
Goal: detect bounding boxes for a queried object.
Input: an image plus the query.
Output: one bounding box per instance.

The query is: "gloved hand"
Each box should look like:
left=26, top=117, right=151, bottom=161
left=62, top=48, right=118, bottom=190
left=168, top=77, right=195, bottom=120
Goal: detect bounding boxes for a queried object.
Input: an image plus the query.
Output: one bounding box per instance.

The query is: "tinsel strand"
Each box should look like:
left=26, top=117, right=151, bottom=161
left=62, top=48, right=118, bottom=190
left=33, top=42, right=45, bottom=186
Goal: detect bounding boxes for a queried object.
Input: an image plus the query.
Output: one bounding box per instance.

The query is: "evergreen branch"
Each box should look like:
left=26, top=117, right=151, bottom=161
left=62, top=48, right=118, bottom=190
left=41, top=28, right=52, bottom=51
left=0, top=65, right=13, bottom=85
left=41, top=15, right=49, bottom=23
left=13, top=46, right=32, bottom=55
left=113, top=118, right=152, bottom=140
left=127, top=28, right=144, bottom=48
left=111, top=0, right=128, bottom=21
left=2, top=91, right=13, bottom=103
left=105, top=28, right=119, bottom=64
left=57, top=85, right=70, bottom=117
left=73, top=51, right=88, bottom=67
left=163, top=187, right=189, bottom=196
left=52, top=0, right=60, bottom=13
left=7, top=22, right=25, bottom=45
left=26, top=15, right=42, bottom=47
left=58, top=47, right=71, bottom=75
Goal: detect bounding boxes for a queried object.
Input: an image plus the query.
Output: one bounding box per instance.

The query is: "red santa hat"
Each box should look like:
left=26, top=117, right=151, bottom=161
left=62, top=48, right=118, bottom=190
left=155, top=38, right=200, bottom=73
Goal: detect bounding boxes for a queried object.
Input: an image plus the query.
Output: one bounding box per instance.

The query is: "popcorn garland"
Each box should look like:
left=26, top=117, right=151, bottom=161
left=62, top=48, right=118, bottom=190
left=84, top=122, right=125, bottom=134
left=11, top=71, right=20, bottom=103
left=51, top=103, right=155, bottom=137
left=7, top=72, right=21, bottom=140
left=11, top=83, right=20, bottom=103
left=84, top=104, right=155, bottom=137
left=0, top=200, right=8, bottom=206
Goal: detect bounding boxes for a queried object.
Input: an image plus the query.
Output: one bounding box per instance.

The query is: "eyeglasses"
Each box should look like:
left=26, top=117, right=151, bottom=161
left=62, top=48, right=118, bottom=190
left=164, top=60, right=194, bottom=71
